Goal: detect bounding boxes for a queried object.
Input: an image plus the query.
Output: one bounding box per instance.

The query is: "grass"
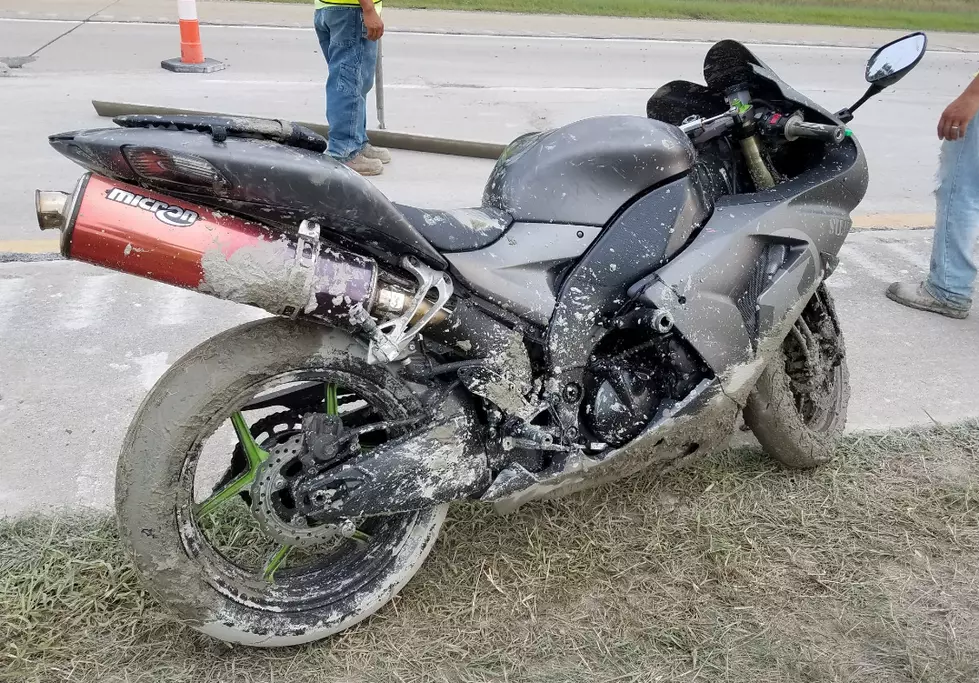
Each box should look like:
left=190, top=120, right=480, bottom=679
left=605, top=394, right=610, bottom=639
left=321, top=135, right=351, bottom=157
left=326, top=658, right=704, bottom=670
left=266, top=0, right=979, bottom=33
left=3, top=423, right=979, bottom=682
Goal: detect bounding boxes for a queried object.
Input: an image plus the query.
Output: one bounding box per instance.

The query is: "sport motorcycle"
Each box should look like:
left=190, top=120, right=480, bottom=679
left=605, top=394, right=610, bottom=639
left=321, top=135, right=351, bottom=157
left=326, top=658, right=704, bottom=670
left=34, top=34, right=927, bottom=646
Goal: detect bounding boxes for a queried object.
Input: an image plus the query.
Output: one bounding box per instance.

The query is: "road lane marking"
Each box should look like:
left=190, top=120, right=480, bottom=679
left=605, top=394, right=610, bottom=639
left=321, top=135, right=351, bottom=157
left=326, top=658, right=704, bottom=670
left=851, top=213, right=933, bottom=230
left=134, top=352, right=171, bottom=390
left=61, top=273, right=116, bottom=330
left=838, top=244, right=894, bottom=283
left=879, top=240, right=931, bottom=272
left=0, top=239, right=61, bottom=253
left=156, top=288, right=198, bottom=327
left=0, top=277, right=25, bottom=333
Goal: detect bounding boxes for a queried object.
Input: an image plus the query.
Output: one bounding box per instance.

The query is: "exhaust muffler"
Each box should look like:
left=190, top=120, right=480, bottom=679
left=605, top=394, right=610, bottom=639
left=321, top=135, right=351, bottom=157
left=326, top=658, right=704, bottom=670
left=38, top=173, right=399, bottom=327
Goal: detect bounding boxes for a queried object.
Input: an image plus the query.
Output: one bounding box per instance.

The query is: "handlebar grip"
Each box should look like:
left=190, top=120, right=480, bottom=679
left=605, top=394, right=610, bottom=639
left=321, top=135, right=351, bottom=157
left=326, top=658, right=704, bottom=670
left=784, top=119, right=846, bottom=144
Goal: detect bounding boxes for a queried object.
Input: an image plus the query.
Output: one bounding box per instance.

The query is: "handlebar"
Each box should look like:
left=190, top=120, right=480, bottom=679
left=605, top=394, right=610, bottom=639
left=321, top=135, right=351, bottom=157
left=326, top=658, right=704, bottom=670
left=783, top=118, right=846, bottom=144
left=681, top=107, right=846, bottom=147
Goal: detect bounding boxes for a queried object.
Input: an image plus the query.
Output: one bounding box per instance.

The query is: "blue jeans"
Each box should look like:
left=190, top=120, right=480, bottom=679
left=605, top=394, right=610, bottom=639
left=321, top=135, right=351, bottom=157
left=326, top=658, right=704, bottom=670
left=926, top=109, right=979, bottom=310
left=314, top=6, right=378, bottom=161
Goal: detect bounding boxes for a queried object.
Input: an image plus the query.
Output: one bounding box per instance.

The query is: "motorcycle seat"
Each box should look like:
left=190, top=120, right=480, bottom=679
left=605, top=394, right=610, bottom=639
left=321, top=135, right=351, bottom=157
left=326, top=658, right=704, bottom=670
left=395, top=205, right=512, bottom=252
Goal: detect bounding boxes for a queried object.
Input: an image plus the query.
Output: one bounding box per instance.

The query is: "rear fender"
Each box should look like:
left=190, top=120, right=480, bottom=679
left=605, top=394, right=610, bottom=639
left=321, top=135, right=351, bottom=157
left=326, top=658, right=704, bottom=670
left=49, top=127, right=447, bottom=268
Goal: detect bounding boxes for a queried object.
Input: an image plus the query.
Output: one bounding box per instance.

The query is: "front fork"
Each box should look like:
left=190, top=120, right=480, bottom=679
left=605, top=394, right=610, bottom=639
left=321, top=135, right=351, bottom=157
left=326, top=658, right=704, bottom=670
left=726, top=88, right=777, bottom=191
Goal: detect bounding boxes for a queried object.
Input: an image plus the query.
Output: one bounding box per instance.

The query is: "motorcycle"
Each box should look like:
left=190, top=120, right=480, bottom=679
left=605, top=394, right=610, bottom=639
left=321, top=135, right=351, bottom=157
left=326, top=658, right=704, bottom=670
left=35, top=33, right=926, bottom=646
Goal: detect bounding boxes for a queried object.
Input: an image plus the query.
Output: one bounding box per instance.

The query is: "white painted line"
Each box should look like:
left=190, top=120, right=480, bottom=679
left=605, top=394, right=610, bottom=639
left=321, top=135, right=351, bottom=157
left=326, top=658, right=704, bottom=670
left=825, top=265, right=852, bottom=290
left=74, top=351, right=168, bottom=505
left=155, top=287, right=198, bottom=327
left=0, top=277, right=26, bottom=334
left=61, top=274, right=116, bottom=330
left=838, top=244, right=895, bottom=283
left=879, top=240, right=931, bottom=272
left=180, top=78, right=863, bottom=95
left=0, top=17, right=970, bottom=54
left=134, top=352, right=171, bottom=390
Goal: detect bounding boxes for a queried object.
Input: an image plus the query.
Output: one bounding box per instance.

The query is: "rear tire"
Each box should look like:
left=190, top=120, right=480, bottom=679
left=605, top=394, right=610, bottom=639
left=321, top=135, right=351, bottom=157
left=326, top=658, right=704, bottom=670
left=744, top=284, right=849, bottom=469
left=115, top=318, right=447, bottom=647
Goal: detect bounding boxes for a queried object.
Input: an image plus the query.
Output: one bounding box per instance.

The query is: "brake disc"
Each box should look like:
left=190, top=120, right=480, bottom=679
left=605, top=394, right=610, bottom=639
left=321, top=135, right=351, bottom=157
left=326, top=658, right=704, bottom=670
left=251, top=434, right=350, bottom=547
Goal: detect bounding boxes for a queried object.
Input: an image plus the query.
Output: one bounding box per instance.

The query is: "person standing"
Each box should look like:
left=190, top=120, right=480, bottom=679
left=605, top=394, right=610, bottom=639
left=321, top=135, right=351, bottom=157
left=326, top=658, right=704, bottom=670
left=314, top=0, right=391, bottom=176
left=887, top=73, right=979, bottom=318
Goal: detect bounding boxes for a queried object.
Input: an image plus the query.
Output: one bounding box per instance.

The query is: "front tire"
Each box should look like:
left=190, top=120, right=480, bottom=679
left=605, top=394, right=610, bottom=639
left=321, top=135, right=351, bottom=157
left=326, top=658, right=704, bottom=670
left=115, top=318, right=446, bottom=647
left=744, top=284, right=850, bottom=469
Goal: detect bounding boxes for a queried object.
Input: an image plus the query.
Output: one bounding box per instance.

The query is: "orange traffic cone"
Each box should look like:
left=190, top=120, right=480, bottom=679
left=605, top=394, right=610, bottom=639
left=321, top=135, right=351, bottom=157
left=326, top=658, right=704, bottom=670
left=162, top=0, right=225, bottom=73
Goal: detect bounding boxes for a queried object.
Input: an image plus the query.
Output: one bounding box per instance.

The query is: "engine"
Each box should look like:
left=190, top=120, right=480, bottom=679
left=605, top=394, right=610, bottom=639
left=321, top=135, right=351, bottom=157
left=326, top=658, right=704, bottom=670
left=583, top=329, right=707, bottom=447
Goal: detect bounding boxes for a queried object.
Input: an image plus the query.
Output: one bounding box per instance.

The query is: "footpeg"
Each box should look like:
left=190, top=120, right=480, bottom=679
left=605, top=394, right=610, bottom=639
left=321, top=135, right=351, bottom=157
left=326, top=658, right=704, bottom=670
left=501, top=422, right=567, bottom=452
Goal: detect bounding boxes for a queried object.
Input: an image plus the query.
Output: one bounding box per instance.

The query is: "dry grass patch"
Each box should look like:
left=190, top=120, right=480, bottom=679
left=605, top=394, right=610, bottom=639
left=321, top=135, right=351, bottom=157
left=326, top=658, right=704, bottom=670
left=3, top=423, right=979, bottom=682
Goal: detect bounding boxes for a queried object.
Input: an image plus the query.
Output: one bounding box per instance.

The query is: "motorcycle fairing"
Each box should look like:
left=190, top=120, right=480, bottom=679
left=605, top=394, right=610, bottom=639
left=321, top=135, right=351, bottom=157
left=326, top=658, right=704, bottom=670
left=630, top=139, right=868, bottom=382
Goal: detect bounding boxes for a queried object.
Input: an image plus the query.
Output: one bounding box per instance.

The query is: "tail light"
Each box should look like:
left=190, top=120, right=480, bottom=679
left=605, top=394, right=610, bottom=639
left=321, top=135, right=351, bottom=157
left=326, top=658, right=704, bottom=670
left=122, top=146, right=228, bottom=192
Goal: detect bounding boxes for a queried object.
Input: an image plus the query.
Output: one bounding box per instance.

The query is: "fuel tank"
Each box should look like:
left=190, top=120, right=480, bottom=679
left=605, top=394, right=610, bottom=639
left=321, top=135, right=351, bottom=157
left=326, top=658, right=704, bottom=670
left=483, top=116, right=696, bottom=227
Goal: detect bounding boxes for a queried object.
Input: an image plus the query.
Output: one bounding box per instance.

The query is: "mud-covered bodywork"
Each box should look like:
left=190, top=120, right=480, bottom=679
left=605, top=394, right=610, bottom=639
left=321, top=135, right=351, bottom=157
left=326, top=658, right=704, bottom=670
left=481, top=134, right=867, bottom=509
left=38, top=32, right=921, bottom=647
left=444, top=223, right=602, bottom=327
left=630, top=138, right=867, bottom=377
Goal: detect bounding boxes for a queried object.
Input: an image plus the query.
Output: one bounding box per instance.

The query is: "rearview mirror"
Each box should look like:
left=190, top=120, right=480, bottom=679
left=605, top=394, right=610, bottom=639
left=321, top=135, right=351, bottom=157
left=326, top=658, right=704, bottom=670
left=837, top=32, right=928, bottom=124
left=865, top=32, right=927, bottom=88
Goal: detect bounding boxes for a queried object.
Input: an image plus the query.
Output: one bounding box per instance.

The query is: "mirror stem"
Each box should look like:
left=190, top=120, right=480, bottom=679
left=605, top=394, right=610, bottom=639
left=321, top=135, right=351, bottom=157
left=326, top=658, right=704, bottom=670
left=836, top=83, right=884, bottom=123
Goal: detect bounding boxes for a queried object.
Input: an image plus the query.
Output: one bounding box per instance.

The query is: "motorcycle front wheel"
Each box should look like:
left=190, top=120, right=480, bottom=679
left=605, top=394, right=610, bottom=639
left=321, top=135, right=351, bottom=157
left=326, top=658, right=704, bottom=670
left=744, top=284, right=850, bottom=468
left=115, top=317, right=446, bottom=647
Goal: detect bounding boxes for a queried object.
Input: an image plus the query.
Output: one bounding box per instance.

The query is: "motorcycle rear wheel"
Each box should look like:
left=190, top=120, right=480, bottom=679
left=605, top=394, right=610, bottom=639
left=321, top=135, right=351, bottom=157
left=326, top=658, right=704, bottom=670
left=744, top=284, right=850, bottom=468
left=115, top=318, right=446, bottom=647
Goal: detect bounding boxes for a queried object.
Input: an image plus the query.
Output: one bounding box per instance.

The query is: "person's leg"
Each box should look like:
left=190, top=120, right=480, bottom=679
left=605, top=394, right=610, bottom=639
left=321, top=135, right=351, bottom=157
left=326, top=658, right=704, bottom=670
left=887, top=110, right=979, bottom=318
left=925, top=109, right=979, bottom=307
left=319, top=6, right=376, bottom=169
left=355, top=34, right=378, bottom=152
left=313, top=8, right=331, bottom=65
left=356, top=32, right=391, bottom=163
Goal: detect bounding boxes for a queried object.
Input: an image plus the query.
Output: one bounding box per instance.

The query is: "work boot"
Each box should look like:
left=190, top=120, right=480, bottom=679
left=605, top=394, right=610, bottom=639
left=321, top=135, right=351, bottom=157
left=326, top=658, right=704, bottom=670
left=344, top=153, right=383, bottom=177
left=886, top=282, right=970, bottom=319
left=361, top=143, right=392, bottom=165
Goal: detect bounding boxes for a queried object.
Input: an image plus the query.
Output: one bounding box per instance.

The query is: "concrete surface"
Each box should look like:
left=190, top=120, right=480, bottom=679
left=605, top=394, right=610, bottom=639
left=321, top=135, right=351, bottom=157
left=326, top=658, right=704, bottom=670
left=3, top=230, right=977, bottom=516
left=2, top=14, right=976, bottom=243
left=2, top=4, right=979, bottom=517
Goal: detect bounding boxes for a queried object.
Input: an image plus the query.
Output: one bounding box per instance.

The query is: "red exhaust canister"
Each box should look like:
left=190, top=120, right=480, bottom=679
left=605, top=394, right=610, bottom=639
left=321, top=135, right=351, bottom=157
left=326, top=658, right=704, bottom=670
left=60, top=174, right=378, bottom=324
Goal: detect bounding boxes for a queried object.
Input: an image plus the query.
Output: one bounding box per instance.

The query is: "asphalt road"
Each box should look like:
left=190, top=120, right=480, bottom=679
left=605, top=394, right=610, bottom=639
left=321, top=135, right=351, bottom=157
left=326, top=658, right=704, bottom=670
left=2, top=10, right=979, bottom=516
